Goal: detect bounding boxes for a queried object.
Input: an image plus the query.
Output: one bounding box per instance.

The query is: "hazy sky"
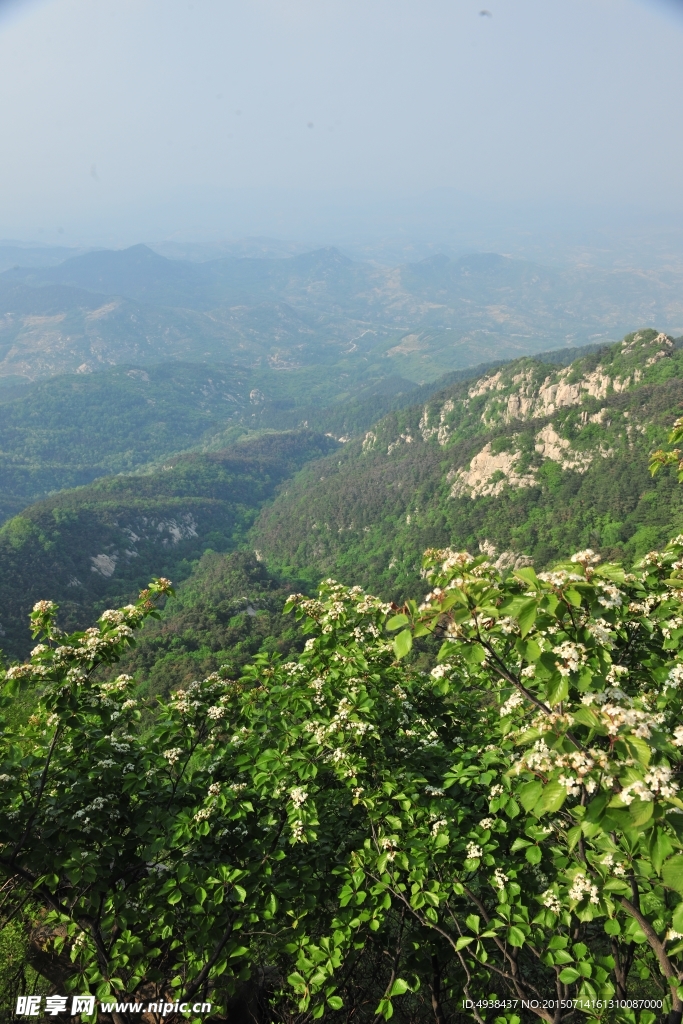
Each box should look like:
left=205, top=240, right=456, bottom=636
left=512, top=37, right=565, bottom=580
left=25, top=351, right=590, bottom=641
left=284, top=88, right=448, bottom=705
left=0, top=0, right=682, bottom=246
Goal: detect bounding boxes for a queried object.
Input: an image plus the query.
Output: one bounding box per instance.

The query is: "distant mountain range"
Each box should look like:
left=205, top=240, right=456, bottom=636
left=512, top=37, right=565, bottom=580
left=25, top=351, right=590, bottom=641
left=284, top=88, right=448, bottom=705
left=1, top=243, right=682, bottom=385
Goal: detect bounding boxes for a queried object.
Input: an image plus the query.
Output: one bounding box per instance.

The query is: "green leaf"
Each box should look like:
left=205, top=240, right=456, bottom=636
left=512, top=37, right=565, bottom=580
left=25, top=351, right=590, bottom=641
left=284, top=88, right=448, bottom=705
left=388, top=979, right=410, bottom=997
left=545, top=675, right=568, bottom=706
left=572, top=706, right=601, bottom=729
left=455, top=936, right=474, bottom=950
left=536, top=782, right=567, bottom=816
left=327, top=997, right=343, bottom=1010
left=387, top=614, right=409, bottom=631
left=167, top=889, right=182, bottom=905
left=628, top=799, right=654, bottom=827
left=518, top=600, right=537, bottom=638
left=465, top=914, right=480, bottom=933
left=518, top=781, right=543, bottom=813
left=604, top=919, right=621, bottom=936
left=525, top=845, right=542, bottom=865
left=507, top=926, right=526, bottom=947
left=514, top=567, right=539, bottom=589
left=663, top=856, right=683, bottom=894
left=564, top=589, right=582, bottom=608
left=462, top=642, right=486, bottom=665
left=559, top=967, right=581, bottom=984
left=672, top=902, right=683, bottom=934
left=393, top=629, right=413, bottom=660
left=625, top=736, right=651, bottom=766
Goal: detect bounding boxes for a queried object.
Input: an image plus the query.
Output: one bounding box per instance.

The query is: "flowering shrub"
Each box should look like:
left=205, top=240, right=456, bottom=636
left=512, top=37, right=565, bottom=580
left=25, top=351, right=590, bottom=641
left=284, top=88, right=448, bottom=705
left=1, top=542, right=683, bottom=1023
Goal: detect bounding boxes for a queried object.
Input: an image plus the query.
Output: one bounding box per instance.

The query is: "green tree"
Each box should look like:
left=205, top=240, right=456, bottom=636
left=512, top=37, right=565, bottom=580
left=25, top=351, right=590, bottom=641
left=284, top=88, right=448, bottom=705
left=2, top=538, right=683, bottom=1024
left=651, top=417, right=683, bottom=483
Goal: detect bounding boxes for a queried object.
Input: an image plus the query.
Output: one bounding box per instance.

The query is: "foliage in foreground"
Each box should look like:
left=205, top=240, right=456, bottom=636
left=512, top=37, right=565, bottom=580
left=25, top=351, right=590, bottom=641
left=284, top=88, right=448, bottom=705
left=1, top=537, right=683, bottom=1023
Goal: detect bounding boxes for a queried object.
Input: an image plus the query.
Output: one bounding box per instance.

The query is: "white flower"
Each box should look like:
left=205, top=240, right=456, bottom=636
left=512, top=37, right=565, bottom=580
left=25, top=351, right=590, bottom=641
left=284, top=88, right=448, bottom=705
left=571, top=549, right=601, bottom=568
left=479, top=817, right=494, bottom=830
left=0, top=774, right=12, bottom=783
left=553, top=641, right=587, bottom=678
left=499, top=691, right=524, bottom=717
left=207, top=706, right=225, bottom=720
left=425, top=785, right=445, bottom=796
left=208, top=782, right=221, bottom=796
left=492, top=868, right=508, bottom=889
left=568, top=872, right=599, bottom=904
left=432, top=819, right=448, bottom=836
left=430, top=663, right=453, bottom=680
left=466, top=841, right=482, bottom=859
left=194, top=807, right=212, bottom=822
left=558, top=774, right=581, bottom=797
left=163, top=747, right=183, bottom=765
left=541, top=889, right=562, bottom=913
left=520, top=665, right=536, bottom=679
left=664, top=664, right=683, bottom=692
left=290, top=787, right=308, bottom=808
left=489, top=784, right=504, bottom=798
left=597, top=584, right=623, bottom=609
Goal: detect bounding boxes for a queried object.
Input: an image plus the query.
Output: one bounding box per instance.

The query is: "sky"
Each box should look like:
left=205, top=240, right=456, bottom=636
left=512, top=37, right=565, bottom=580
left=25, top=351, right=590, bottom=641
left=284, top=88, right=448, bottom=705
left=0, top=0, right=682, bottom=248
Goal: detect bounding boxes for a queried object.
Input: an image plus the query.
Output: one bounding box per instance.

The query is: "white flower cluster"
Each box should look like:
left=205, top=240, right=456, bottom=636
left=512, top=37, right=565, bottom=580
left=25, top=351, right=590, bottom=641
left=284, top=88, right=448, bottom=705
left=597, top=584, right=623, bottom=609
left=499, top=691, right=524, bottom=717
left=208, top=782, right=221, bottom=796
left=541, top=889, right=562, bottom=913
left=479, top=817, right=494, bottom=830
left=568, top=872, right=599, bottom=905
left=492, top=868, right=508, bottom=889
left=163, top=747, right=183, bottom=765
left=664, top=664, right=683, bottom=691
left=620, top=765, right=678, bottom=805
left=466, top=842, right=482, bottom=859
left=207, top=706, right=225, bottom=720
left=537, top=570, right=583, bottom=588
left=588, top=619, right=614, bottom=646
left=431, top=819, right=448, bottom=836
left=516, top=740, right=610, bottom=795
left=571, top=549, right=601, bottom=569
left=430, top=663, right=453, bottom=680
left=553, top=641, right=587, bottom=677
left=425, top=785, right=445, bottom=796
left=598, top=704, right=664, bottom=739
left=290, top=787, right=308, bottom=808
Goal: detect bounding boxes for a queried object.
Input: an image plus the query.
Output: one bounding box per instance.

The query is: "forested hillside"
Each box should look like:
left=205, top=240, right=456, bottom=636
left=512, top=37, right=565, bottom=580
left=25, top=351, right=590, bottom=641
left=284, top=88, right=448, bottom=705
left=253, top=329, right=683, bottom=596
left=0, top=353, right=508, bottom=524
left=0, top=430, right=336, bottom=658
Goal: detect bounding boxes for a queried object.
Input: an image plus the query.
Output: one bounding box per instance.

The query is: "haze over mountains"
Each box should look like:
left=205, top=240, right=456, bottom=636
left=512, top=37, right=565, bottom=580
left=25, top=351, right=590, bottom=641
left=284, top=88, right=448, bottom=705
left=1, top=241, right=683, bottom=386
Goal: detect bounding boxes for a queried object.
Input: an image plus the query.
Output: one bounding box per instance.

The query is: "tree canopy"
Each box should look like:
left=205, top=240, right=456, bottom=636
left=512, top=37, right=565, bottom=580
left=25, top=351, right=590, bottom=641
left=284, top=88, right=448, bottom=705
left=2, top=534, right=683, bottom=1024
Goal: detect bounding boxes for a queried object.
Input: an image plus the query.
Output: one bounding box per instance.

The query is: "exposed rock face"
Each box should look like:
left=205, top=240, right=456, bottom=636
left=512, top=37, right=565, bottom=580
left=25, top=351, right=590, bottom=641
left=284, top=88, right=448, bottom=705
left=533, top=424, right=593, bottom=472
left=448, top=441, right=536, bottom=498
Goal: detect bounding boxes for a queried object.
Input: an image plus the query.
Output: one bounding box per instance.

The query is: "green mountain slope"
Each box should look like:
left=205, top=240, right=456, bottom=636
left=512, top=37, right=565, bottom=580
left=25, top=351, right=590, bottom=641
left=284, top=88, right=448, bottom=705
left=252, top=329, right=683, bottom=597
left=0, top=430, right=336, bottom=659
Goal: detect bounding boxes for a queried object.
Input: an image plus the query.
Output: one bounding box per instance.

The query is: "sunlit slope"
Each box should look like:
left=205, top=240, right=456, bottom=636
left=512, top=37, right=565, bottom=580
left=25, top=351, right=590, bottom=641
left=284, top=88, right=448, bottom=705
left=252, top=329, right=683, bottom=596
left=0, top=430, right=336, bottom=659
